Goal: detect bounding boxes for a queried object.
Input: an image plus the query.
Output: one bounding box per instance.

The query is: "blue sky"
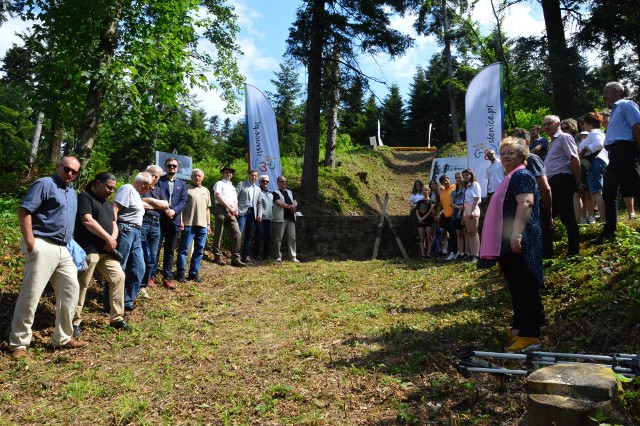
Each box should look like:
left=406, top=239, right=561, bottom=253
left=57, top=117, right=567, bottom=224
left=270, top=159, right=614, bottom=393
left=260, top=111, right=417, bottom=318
left=1, top=0, right=557, bottom=121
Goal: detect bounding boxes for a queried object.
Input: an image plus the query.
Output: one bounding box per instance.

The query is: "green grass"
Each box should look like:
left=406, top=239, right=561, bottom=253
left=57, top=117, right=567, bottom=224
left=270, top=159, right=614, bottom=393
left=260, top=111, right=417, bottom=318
left=3, top=160, right=640, bottom=424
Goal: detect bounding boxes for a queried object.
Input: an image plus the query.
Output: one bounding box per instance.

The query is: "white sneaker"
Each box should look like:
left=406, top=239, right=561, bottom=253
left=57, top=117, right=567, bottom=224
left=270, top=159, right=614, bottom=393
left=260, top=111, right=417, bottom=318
left=138, top=288, right=150, bottom=300
left=275, top=257, right=282, bottom=262
left=292, top=258, right=300, bottom=263
left=445, top=252, right=457, bottom=261
left=586, top=216, right=596, bottom=224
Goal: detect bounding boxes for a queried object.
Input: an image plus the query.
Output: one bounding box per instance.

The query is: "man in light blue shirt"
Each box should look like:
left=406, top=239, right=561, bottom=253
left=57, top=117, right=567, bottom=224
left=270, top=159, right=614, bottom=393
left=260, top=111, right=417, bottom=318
left=593, top=82, right=640, bottom=243
left=9, top=156, right=88, bottom=360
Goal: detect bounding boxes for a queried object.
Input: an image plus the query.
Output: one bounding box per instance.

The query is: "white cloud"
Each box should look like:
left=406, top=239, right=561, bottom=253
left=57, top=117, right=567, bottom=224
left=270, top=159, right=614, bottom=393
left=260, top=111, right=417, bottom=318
left=472, top=0, right=546, bottom=38
left=0, top=16, right=33, bottom=56
left=230, top=0, right=266, bottom=38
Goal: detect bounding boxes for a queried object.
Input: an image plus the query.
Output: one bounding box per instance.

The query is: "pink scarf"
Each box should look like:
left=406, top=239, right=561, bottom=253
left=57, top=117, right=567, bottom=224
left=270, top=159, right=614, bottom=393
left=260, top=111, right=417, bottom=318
left=480, top=164, right=525, bottom=259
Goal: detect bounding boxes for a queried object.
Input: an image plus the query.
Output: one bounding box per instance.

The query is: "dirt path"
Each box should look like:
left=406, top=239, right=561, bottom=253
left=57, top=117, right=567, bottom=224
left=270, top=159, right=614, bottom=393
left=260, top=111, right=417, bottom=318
left=372, top=150, right=437, bottom=216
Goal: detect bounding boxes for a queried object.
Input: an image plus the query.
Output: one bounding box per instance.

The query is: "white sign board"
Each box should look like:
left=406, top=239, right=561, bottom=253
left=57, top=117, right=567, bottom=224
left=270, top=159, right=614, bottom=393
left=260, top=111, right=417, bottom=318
left=155, top=151, right=193, bottom=181
left=430, top=157, right=468, bottom=183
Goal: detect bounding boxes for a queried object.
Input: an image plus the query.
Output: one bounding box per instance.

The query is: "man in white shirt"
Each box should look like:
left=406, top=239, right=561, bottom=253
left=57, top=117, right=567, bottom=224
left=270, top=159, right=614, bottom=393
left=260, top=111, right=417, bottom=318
left=236, top=169, right=260, bottom=262
left=211, top=165, right=245, bottom=267
left=543, top=114, right=581, bottom=256
left=485, top=150, right=505, bottom=205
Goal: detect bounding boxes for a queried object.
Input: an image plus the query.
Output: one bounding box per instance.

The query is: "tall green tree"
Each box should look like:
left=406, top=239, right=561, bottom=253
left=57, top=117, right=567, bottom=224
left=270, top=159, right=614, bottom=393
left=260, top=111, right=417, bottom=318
left=415, top=0, right=476, bottom=142
left=267, top=59, right=305, bottom=156
left=14, top=0, right=244, bottom=168
left=287, top=0, right=416, bottom=203
left=339, top=76, right=368, bottom=146
left=380, top=84, right=405, bottom=146
left=406, top=67, right=430, bottom=146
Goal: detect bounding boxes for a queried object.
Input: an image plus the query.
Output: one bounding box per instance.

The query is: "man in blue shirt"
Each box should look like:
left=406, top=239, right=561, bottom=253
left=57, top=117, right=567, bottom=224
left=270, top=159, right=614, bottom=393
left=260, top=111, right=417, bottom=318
left=9, top=156, right=88, bottom=360
left=592, top=82, right=640, bottom=243
left=529, top=125, right=549, bottom=160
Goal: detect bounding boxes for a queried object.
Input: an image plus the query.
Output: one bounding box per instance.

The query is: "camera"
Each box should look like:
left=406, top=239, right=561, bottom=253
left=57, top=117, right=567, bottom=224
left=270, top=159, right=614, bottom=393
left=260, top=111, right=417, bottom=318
left=110, top=249, right=124, bottom=262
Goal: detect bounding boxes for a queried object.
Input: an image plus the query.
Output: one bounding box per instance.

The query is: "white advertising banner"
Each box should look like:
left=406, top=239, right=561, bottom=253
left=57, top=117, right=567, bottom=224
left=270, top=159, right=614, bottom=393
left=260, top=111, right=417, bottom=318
left=465, top=63, right=503, bottom=197
left=245, top=83, right=282, bottom=191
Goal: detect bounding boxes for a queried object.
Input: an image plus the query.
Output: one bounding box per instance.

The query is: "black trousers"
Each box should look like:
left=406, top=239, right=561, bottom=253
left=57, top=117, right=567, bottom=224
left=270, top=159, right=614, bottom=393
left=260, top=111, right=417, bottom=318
left=500, top=251, right=544, bottom=337
left=602, top=142, right=640, bottom=236
left=158, top=219, right=180, bottom=279
left=548, top=173, right=580, bottom=255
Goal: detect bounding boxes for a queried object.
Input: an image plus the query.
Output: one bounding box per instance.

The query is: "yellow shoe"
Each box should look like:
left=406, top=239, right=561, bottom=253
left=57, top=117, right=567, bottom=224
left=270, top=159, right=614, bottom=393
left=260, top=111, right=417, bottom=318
left=505, top=336, right=541, bottom=353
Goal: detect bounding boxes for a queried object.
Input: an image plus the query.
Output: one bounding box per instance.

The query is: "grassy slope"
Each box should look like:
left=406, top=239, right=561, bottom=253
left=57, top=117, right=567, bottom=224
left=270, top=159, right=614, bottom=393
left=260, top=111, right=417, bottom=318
left=1, top=146, right=640, bottom=425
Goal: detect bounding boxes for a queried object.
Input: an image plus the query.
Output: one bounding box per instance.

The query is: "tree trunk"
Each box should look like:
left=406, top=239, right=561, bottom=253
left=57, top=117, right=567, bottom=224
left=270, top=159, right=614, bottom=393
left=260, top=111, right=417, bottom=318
left=541, top=0, right=576, bottom=118
left=48, top=123, right=63, bottom=165
left=301, top=0, right=326, bottom=203
left=443, top=0, right=460, bottom=142
left=29, top=111, right=44, bottom=167
left=325, top=46, right=340, bottom=169
left=77, top=3, right=123, bottom=167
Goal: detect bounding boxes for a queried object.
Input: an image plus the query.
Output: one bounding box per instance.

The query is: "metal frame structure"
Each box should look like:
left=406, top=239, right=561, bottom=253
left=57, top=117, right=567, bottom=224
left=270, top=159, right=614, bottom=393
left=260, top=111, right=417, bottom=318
left=454, top=346, right=640, bottom=378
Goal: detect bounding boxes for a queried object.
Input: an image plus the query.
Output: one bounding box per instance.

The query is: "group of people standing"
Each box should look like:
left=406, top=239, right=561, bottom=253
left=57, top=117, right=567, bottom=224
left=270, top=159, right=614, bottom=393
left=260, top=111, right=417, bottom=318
left=210, top=165, right=299, bottom=267
left=9, top=156, right=299, bottom=360
left=408, top=168, right=483, bottom=261
left=407, top=81, right=640, bottom=353
left=478, top=81, right=640, bottom=353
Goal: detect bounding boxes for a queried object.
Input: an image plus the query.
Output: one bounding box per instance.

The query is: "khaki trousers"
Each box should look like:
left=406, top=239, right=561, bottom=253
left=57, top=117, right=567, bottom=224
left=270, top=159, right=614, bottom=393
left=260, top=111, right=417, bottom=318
left=273, top=219, right=296, bottom=260
left=212, top=204, right=241, bottom=261
left=74, top=253, right=125, bottom=325
left=10, top=237, right=79, bottom=350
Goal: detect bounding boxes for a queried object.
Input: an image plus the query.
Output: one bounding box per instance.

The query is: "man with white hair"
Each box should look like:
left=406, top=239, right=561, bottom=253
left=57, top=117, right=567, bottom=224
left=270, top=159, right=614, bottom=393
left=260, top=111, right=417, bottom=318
left=139, top=165, right=169, bottom=297
left=177, top=168, right=211, bottom=282
left=592, top=82, right=640, bottom=244
left=113, top=172, right=152, bottom=313
left=256, top=174, right=273, bottom=260
left=543, top=114, right=581, bottom=256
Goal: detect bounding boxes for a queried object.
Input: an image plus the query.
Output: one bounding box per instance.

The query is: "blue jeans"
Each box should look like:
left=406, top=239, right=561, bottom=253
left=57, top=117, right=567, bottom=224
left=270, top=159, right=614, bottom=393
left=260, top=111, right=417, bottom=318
left=239, top=208, right=256, bottom=259
left=259, top=219, right=272, bottom=259
left=116, top=223, right=144, bottom=308
left=177, top=226, right=208, bottom=277
left=141, top=216, right=161, bottom=286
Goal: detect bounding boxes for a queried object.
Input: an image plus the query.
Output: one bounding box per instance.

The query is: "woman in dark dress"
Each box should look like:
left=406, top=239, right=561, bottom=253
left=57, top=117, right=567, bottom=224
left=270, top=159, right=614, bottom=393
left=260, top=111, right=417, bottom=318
left=479, top=137, right=545, bottom=352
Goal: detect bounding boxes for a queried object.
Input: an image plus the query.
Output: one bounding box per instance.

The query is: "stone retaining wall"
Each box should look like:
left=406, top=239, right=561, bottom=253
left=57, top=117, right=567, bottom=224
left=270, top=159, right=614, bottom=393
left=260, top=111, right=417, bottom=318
left=296, top=215, right=419, bottom=260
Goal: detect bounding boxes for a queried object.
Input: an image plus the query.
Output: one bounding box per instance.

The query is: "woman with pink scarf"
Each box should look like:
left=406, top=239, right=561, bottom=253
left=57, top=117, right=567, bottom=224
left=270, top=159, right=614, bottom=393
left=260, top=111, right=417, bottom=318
left=479, top=137, right=545, bottom=353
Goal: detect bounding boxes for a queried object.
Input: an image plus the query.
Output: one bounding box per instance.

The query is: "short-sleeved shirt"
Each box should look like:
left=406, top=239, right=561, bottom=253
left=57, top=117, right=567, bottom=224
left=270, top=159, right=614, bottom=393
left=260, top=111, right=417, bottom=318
left=142, top=185, right=167, bottom=219
left=526, top=153, right=546, bottom=177
left=182, top=185, right=211, bottom=227
left=75, top=189, right=114, bottom=254
left=20, top=174, right=77, bottom=244
left=113, top=184, right=144, bottom=226
left=213, top=179, right=237, bottom=208
left=486, top=161, right=505, bottom=193
left=439, top=185, right=455, bottom=217
left=544, top=131, right=579, bottom=178
left=409, top=193, right=423, bottom=207
left=604, top=99, right=640, bottom=146
left=416, top=199, right=433, bottom=216
left=464, top=181, right=482, bottom=203
left=501, top=169, right=543, bottom=287
left=530, top=137, right=549, bottom=160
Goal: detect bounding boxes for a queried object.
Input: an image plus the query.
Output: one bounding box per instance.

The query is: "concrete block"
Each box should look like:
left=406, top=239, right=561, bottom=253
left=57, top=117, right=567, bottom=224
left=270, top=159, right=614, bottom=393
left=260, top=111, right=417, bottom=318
left=526, top=364, right=632, bottom=425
